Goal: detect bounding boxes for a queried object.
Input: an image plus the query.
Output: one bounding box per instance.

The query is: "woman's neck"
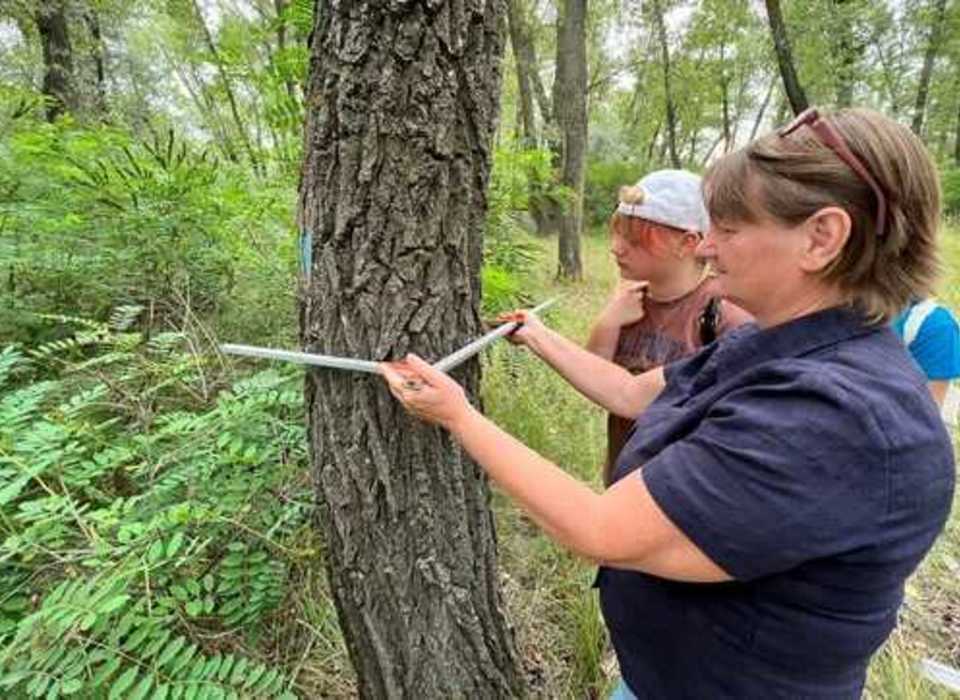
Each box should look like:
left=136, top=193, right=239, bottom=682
left=646, top=264, right=709, bottom=303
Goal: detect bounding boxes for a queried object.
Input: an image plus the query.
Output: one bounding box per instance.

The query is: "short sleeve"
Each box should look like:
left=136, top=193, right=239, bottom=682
left=909, top=307, right=960, bottom=380
left=641, top=371, right=887, bottom=581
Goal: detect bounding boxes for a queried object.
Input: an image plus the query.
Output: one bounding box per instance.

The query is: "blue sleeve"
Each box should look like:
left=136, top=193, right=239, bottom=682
left=641, top=370, right=886, bottom=581
left=909, top=308, right=960, bottom=380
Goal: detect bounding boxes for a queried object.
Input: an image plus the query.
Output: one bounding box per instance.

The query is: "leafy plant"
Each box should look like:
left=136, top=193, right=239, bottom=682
left=0, top=313, right=314, bottom=698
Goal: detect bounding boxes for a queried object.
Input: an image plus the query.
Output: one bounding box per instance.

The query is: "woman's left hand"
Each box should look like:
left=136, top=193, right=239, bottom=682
left=379, top=354, right=472, bottom=431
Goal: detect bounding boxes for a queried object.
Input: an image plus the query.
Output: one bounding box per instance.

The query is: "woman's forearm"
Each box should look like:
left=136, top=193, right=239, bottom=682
left=450, top=405, right=606, bottom=560
left=527, top=326, right=665, bottom=418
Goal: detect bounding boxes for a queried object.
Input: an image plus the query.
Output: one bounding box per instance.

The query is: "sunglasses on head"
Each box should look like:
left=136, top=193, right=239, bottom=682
left=778, top=108, right=887, bottom=239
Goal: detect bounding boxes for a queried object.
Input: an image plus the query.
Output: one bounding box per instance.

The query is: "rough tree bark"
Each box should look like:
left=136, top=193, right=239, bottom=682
left=34, top=0, right=75, bottom=122
left=912, top=0, right=949, bottom=135
left=553, top=0, right=587, bottom=279
left=649, top=0, right=680, bottom=168
left=297, top=2, right=524, bottom=697
left=763, top=0, right=809, bottom=116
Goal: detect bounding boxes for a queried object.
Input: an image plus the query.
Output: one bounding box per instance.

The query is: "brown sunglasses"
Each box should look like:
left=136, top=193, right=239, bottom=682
left=778, top=108, right=887, bottom=239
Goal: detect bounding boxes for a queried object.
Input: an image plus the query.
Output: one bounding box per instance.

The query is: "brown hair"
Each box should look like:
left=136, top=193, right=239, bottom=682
left=703, top=108, right=941, bottom=322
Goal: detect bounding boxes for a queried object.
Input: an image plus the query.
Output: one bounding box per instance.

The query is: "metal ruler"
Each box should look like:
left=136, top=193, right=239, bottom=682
left=220, top=297, right=557, bottom=374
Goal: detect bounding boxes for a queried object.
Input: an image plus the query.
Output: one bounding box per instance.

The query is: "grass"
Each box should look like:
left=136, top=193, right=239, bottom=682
left=482, top=227, right=960, bottom=698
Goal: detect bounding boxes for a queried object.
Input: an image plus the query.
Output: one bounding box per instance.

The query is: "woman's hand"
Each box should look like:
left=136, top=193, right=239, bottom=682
left=599, top=280, right=648, bottom=329
left=495, top=309, right=548, bottom=349
left=379, top=354, right=472, bottom=431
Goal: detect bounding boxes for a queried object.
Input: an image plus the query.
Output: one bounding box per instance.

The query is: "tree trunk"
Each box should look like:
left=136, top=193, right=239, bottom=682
left=34, top=0, right=75, bottom=122
left=82, top=4, right=109, bottom=118
left=297, top=2, right=524, bottom=697
left=748, top=76, right=777, bottom=142
left=763, top=0, right=808, bottom=116
left=506, top=0, right=537, bottom=146
left=912, top=0, right=949, bottom=135
left=553, top=0, right=587, bottom=279
left=650, top=0, right=680, bottom=168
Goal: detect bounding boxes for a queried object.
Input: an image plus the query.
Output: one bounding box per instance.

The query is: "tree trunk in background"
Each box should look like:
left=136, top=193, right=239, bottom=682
left=748, top=77, right=777, bottom=142
left=506, top=0, right=538, bottom=146
left=650, top=0, right=680, bottom=168
left=912, top=0, right=949, bottom=135
left=297, top=2, right=524, bottom=697
left=35, top=0, right=75, bottom=122
left=83, top=4, right=109, bottom=118
left=764, top=0, right=808, bottom=116
left=553, top=0, right=587, bottom=279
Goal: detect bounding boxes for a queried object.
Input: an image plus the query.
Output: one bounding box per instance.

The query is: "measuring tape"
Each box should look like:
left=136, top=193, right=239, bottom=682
left=220, top=297, right=557, bottom=374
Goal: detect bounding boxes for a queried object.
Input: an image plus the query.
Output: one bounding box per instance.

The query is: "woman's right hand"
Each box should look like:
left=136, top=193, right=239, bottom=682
left=599, top=280, right=648, bottom=328
left=496, top=309, right=548, bottom=348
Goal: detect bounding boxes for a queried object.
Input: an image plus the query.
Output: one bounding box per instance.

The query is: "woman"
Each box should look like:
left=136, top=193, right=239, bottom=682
left=380, top=108, right=955, bottom=698
left=586, top=169, right=751, bottom=484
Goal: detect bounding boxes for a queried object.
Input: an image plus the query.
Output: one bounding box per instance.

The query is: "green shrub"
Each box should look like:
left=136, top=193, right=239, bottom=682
left=584, top=159, right=640, bottom=229
left=0, top=314, right=313, bottom=698
left=942, top=167, right=960, bottom=218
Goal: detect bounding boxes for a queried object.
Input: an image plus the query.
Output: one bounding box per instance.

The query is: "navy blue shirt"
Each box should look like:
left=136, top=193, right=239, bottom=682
left=599, top=307, right=954, bottom=699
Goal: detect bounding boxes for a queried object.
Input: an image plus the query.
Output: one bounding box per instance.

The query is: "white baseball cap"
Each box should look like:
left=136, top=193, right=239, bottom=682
left=616, top=169, right=710, bottom=234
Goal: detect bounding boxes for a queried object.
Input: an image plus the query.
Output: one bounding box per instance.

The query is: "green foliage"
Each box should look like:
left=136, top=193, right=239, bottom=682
left=0, top=315, right=312, bottom=698
left=583, top=159, right=641, bottom=229
left=481, top=143, right=551, bottom=313
left=942, top=168, right=960, bottom=218
left=0, top=111, right=297, bottom=348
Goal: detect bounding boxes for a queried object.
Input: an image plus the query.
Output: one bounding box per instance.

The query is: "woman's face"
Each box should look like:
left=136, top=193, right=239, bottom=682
left=696, top=213, right=808, bottom=321
left=610, top=217, right=696, bottom=282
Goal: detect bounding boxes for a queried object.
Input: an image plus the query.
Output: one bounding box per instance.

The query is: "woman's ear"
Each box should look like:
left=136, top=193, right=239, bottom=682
left=800, top=207, right=851, bottom=272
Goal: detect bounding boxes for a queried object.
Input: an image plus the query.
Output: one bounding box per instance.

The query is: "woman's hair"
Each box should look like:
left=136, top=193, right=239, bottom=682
left=703, top=108, right=941, bottom=322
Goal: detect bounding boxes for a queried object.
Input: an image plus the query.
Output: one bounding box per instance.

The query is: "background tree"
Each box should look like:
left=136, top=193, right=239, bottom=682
left=763, top=0, right=808, bottom=115
left=296, top=1, right=524, bottom=696
left=553, top=0, right=588, bottom=279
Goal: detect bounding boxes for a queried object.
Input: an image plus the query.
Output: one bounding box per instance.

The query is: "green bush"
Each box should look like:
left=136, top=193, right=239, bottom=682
left=942, top=167, right=960, bottom=218
left=583, top=159, right=641, bottom=229
left=0, top=315, right=313, bottom=698
left=0, top=112, right=297, bottom=348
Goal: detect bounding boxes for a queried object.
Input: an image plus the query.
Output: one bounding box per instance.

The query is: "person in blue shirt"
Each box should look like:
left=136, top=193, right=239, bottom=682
left=892, top=299, right=960, bottom=410
left=380, top=108, right=954, bottom=698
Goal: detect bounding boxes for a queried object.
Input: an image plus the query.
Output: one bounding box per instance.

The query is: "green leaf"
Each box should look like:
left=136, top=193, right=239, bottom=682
left=60, top=679, right=83, bottom=695
left=147, top=540, right=165, bottom=563
left=108, top=667, right=138, bottom=700
left=99, top=594, right=130, bottom=615
left=127, top=673, right=153, bottom=700
left=151, top=684, right=170, bottom=700
left=156, top=637, right=185, bottom=668
left=90, top=658, right=121, bottom=688
left=0, top=670, right=31, bottom=688
left=185, top=600, right=202, bottom=617
left=216, top=655, right=235, bottom=682
left=166, top=533, right=184, bottom=558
